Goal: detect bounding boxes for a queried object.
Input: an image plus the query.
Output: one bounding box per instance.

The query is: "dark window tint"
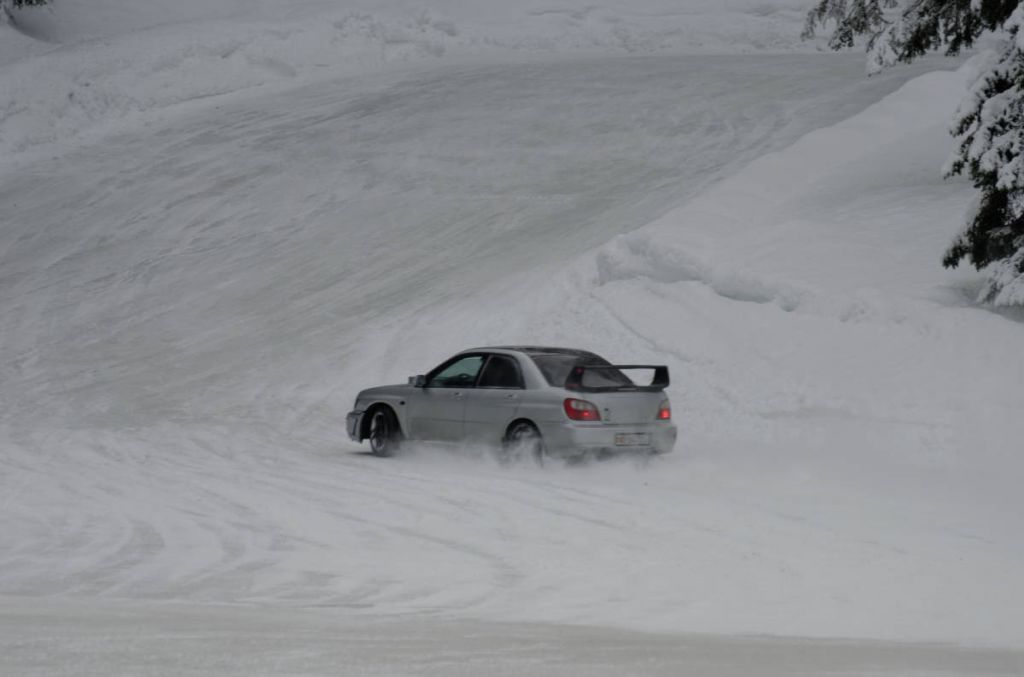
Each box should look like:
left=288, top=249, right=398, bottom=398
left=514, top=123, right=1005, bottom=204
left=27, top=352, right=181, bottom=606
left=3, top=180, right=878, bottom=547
left=530, top=353, right=631, bottom=388
left=477, top=355, right=523, bottom=389
left=427, top=355, right=485, bottom=388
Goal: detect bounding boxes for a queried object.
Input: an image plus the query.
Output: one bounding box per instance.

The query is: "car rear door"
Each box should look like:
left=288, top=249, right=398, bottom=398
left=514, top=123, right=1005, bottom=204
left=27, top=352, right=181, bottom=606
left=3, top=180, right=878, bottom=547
left=463, top=354, right=524, bottom=444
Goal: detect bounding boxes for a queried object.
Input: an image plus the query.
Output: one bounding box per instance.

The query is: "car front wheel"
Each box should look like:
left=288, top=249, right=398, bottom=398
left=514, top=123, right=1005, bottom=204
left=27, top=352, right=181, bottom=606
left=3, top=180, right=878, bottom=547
left=368, top=407, right=401, bottom=457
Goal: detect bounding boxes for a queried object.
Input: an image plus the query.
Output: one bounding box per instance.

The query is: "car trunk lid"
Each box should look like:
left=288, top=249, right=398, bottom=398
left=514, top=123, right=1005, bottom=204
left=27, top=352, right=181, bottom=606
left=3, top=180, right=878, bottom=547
left=586, top=390, right=665, bottom=425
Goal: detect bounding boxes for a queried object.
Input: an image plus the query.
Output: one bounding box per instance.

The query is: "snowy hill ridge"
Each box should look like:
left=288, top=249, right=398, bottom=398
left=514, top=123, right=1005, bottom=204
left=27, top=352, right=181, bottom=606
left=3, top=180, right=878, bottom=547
left=0, top=0, right=820, bottom=159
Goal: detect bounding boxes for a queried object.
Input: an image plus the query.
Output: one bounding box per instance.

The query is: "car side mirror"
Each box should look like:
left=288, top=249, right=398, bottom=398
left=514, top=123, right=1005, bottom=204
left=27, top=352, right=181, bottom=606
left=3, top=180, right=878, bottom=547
left=408, top=375, right=426, bottom=387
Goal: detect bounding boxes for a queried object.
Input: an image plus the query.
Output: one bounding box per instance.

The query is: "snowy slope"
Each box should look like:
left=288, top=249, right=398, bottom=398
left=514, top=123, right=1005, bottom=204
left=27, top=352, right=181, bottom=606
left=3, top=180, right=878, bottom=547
left=2, top=0, right=1023, bottom=673
left=0, top=0, right=822, bottom=158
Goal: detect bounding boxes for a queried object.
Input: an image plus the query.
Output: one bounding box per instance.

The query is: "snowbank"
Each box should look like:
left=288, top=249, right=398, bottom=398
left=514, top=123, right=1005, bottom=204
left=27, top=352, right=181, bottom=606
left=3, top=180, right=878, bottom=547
left=0, top=0, right=820, bottom=158
left=593, top=68, right=975, bottom=308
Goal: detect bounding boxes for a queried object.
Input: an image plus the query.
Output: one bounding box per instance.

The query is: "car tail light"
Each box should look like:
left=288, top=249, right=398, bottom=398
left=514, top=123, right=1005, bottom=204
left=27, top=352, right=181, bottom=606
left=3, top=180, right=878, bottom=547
left=563, top=398, right=601, bottom=421
left=657, top=400, right=671, bottom=420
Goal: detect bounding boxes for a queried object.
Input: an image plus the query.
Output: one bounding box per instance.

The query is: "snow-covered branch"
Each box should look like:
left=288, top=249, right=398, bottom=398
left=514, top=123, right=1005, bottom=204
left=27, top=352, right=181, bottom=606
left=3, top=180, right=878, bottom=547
left=807, top=0, right=1024, bottom=305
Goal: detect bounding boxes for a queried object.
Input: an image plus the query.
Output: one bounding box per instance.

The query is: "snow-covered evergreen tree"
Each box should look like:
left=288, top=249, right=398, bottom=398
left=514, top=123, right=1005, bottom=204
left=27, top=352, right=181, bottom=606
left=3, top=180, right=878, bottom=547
left=806, top=0, right=1024, bottom=305
left=2, top=0, right=48, bottom=24
left=2, top=0, right=49, bottom=11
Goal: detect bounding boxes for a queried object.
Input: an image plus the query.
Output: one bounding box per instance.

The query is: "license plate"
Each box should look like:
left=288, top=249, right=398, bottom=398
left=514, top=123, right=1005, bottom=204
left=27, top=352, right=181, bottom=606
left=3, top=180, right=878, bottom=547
left=615, top=433, right=650, bottom=447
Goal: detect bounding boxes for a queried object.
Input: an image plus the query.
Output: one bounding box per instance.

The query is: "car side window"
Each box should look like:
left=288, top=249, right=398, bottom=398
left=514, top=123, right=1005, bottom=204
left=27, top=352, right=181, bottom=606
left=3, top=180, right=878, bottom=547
left=426, top=355, right=485, bottom=388
left=477, top=355, right=524, bottom=389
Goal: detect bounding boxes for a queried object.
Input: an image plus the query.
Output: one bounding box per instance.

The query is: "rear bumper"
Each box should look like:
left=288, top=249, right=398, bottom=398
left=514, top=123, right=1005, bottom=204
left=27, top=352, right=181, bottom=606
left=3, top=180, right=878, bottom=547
left=541, top=420, right=677, bottom=456
left=346, top=410, right=364, bottom=442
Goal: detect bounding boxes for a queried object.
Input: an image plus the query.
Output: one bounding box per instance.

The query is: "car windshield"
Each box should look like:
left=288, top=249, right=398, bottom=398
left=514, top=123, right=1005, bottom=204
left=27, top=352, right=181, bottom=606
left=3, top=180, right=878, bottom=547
left=529, top=353, right=633, bottom=389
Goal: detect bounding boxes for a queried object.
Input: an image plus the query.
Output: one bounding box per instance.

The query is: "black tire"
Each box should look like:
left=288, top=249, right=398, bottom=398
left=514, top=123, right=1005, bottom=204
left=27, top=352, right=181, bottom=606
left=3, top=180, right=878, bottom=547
left=368, top=407, right=401, bottom=457
left=501, top=421, right=545, bottom=465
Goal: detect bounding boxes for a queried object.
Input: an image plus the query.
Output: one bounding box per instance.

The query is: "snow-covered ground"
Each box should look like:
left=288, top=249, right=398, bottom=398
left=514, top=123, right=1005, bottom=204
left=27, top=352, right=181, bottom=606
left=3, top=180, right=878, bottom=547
left=340, top=62, right=1024, bottom=647
left=6, top=599, right=1024, bottom=677
left=2, top=1, right=1024, bottom=675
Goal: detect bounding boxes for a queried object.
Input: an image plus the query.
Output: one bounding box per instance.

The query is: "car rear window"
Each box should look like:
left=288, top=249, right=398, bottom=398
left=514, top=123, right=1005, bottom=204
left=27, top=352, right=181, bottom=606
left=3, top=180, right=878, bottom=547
left=530, top=353, right=632, bottom=389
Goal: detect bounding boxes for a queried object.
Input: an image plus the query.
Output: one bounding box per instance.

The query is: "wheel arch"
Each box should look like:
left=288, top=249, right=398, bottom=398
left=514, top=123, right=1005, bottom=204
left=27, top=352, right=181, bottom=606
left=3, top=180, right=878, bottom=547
left=504, top=417, right=541, bottom=440
left=360, top=402, right=403, bottom=441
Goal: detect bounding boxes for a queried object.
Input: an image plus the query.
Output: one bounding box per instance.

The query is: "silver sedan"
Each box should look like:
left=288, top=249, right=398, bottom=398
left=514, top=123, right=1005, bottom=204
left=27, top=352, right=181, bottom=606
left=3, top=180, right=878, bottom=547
left=346, top=346, right=677, bottom=460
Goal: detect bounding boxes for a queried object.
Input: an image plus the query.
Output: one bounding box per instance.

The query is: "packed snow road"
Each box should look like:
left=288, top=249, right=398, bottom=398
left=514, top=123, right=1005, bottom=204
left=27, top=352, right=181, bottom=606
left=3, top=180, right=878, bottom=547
left=4, top=599, right=1023, bottom=677
left=4, top=52, right=1021, bottom=674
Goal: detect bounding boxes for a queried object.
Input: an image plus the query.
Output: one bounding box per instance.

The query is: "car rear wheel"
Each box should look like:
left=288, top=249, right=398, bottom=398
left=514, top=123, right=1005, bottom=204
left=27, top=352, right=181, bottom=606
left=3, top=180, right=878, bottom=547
left=501, top=421, right=545, bottom=465
left=368, top=407, right=401, bottom=457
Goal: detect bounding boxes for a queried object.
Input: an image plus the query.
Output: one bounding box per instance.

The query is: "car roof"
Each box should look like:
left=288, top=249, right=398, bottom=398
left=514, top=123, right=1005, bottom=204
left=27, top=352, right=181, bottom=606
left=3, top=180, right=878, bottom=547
left=465, top=346, right=599, bottom=357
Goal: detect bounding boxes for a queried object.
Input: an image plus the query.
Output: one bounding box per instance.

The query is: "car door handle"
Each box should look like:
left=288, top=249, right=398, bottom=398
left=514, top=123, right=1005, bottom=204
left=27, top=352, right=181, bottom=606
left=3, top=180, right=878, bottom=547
left=453, top=392, right=464, bottom=400
left=505, top=393, right=518, bottom=399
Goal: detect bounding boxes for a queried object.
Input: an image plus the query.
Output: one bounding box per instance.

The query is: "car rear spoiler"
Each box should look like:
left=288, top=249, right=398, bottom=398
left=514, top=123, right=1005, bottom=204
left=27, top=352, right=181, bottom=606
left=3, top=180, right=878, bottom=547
left=564, top=364, right=670, bottom=393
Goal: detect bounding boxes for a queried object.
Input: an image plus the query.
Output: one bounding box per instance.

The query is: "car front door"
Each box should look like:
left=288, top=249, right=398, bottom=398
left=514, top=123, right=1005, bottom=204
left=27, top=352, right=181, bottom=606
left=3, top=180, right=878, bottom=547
left=463, top=354, right=524, bottom=444
left=409, top=354, right=485, bottom=442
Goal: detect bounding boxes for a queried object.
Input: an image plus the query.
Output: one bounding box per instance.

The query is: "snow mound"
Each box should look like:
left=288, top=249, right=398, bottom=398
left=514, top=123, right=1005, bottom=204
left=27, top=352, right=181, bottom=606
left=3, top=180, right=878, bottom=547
left=591, top=69, right=975, bottom=312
